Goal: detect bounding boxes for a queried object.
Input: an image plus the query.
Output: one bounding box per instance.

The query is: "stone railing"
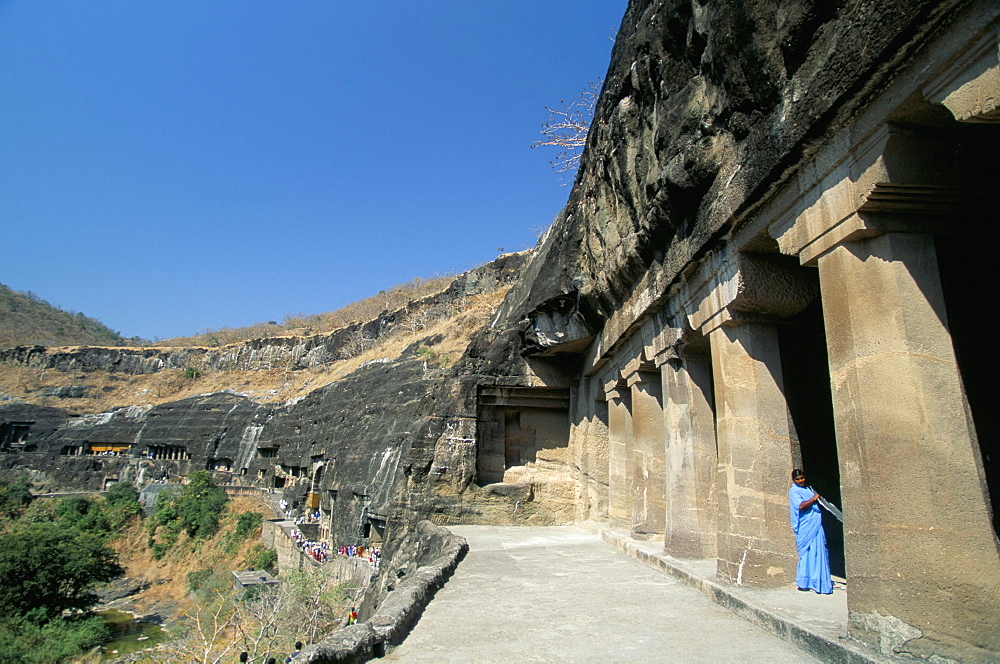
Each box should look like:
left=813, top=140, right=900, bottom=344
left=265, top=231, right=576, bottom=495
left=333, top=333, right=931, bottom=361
left=297, top=521, right=468, bottom=663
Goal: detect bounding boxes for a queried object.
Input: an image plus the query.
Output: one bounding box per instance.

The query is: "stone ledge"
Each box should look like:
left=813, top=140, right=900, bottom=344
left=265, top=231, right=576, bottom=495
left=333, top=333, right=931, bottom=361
left=581, top=522, right=896, bottom=664
left=298, top=521, right=468, bottom=664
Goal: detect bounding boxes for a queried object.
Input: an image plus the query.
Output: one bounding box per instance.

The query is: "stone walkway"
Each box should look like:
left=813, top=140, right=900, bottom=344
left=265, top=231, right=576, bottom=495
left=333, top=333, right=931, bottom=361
left=385, top=525, right=824, bottom=663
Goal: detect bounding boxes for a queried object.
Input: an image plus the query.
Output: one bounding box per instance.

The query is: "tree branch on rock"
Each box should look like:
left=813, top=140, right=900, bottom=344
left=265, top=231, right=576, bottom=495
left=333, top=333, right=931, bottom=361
left=531, top=79, right=601, bottom=183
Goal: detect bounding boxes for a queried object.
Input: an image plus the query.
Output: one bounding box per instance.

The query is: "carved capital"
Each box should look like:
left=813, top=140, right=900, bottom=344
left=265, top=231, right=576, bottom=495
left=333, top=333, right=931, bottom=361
left=686, top=252, right=818, bottom=334
left=623, top=354, right=659, bottom=387
left=603, top=377, right=629, bottom=403
left=923, top=25, right=1000, bottom=124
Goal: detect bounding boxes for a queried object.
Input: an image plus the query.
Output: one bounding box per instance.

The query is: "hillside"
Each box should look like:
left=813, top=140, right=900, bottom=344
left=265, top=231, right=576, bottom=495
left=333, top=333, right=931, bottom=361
left=0, top=284, right=134, bottom=350
left=0, top=254, right=525, bottom=414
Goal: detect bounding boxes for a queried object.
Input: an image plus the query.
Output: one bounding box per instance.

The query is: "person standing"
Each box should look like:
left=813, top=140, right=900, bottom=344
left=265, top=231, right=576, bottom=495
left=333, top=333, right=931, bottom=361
left=789, top=469, right=833, bottom=594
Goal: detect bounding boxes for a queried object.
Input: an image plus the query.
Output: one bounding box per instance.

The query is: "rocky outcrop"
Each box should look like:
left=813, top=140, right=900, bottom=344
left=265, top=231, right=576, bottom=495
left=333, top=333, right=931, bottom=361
left=493, top=0, right=967, bottom=360
left=0, top=252, right=528, bottom=376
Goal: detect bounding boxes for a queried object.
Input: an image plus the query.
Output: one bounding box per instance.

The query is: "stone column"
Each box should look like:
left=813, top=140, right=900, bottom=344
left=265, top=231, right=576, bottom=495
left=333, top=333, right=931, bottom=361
left=661, top=347, right=718, bottom=559
left=818, top=231, right=1000, bottom=659
left=574, top=377, right=610, bottom=522
left=626, top=361, right=667, bottom=538
left=604, top=380, right=632, bottom=530
left=709, top=321, right=799, bottom=587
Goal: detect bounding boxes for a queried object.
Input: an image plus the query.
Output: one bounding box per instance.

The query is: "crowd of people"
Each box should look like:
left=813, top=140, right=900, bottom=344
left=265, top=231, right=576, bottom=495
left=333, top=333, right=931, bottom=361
left=289, top=528, right=330, bottom=563
left=278, top=496, right=382, bottom=570
left=337, top=544, right=381, bottom=571
left=285, top=526, right=382, bottom=570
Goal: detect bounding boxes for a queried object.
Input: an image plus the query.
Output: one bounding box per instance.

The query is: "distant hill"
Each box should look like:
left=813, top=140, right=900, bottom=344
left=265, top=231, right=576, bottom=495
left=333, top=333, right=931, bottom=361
left=0, top=283, right=134, bottom=349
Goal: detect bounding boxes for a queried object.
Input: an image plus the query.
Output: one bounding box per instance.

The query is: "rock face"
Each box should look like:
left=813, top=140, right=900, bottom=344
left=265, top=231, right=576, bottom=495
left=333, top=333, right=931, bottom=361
left=0, top=253, right=527, bottom=376
left=0, top=253, right=546, bottom=547
left=472, top=1, right=1000, bottom=661
left=3, top=2, right=999, bottom=661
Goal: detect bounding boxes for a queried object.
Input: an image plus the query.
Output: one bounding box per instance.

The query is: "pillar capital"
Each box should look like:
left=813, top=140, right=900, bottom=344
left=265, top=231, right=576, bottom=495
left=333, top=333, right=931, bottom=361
left=922, top=24, right=1000, bottom=124
left=602, top=377, right=628, bottom=403
left=623, top=355, right=658, bottom=388
left=686, top=252, right=817, bottom=335
left=769, top=122, right=989, bottom=266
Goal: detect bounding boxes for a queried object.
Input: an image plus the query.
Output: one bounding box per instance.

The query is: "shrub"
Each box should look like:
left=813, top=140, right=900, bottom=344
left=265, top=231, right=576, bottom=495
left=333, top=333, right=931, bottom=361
left=0, top=473, right=33, bottom=517
left=187, top=568, right=214, bottom=593
left=176, top=472, right=229, bottom=539
left=244, top=545, right=278, bottom=573
left=0, top=614, right=110, bottom=664
left=225, top=511, right=263, bottom=553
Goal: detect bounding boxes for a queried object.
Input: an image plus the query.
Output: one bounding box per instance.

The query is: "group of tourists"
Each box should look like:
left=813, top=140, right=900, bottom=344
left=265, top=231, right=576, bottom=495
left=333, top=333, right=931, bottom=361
left=286, top=526, right=382, bottom=570
left=288, top=528, right=330, bottom=563
left=336, top=544, right=381, bottom=570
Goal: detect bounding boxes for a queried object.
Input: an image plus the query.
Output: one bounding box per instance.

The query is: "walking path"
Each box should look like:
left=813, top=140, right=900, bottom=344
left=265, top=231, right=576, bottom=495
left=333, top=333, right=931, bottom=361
left=588, top=523, right=886, bottom=662
left=385, top=525, right=828, bottom=663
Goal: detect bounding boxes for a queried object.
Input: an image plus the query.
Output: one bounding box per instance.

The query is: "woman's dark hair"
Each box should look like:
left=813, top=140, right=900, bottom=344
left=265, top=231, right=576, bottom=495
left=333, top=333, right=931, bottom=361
left=792, top=468, right=805, bottom=478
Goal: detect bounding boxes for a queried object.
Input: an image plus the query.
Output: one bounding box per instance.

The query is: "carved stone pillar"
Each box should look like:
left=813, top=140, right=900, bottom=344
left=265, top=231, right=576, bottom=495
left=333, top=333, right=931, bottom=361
left=708, top=322, right=799, bottom=586
left=604, top=379, right=632, bottom=530
left=686, top=252, right=816, bottom=587
left=626, top=358, right=666, bottom=538
left=818, top=231, right=1000, bottom=658
left=660, top=344, right=718, bottom=559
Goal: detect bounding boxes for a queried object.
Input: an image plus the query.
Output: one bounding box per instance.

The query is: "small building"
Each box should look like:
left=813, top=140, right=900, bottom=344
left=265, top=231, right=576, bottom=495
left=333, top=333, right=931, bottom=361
left=232, top=570, right=279, bottom=592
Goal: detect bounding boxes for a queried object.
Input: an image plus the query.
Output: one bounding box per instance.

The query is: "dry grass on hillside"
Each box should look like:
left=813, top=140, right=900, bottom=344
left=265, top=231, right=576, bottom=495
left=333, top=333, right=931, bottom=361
left=113, top=496, right=276, bottom=619
left=0, top=288, right=508, bottom=415
left=156, top=275, right=454, bottom=347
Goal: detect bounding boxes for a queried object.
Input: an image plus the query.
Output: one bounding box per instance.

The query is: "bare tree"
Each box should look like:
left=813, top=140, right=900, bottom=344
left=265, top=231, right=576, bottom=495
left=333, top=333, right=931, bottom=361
left=531, top=79, right=601, bottom=182
left=149, top=571, right=350, bottom=663
left=340, top=328, right=375, bottom=359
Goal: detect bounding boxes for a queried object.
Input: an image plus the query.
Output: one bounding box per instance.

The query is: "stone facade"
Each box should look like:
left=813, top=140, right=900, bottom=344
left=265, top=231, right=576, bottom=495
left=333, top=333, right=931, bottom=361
left=478, top=0, right=999, bottom=660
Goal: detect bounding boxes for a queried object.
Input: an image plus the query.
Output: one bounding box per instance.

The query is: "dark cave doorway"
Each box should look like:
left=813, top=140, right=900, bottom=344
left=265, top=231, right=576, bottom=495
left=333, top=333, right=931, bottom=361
left=779, top=298, right=845, bottom=579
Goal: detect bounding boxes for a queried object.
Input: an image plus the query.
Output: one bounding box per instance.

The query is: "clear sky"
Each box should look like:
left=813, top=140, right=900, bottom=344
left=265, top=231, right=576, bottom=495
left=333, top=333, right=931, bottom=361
left=0, top=1, right=627, bottom=341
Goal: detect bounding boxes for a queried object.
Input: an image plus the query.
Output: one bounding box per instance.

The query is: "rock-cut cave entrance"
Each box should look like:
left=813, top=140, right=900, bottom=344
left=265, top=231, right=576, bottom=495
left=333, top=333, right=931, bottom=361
left=779, top=298, right=845, bottom=578
left=475, top=386, right=570, bottom=485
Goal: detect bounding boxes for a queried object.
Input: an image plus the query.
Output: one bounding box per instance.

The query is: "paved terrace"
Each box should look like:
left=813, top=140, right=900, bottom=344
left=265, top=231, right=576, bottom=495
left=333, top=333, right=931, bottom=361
left=386, top=525, right=874, bottom=663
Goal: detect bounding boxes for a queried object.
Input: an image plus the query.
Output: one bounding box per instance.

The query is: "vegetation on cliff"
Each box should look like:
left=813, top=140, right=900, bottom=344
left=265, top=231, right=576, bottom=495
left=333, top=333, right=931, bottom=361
left=116, top=486, right=348, bottom=663
left=158, top=275, right=455, bottom=347
left=0, top=283, right=136, bottom=350
left=147, top=472, right=230, bottom=559
left=0, top=281, right=510, bottom=415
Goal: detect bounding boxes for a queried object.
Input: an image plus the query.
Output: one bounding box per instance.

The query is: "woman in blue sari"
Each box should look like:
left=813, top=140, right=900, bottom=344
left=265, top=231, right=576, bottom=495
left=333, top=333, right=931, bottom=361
left=789, top=469, right=833, bottom=594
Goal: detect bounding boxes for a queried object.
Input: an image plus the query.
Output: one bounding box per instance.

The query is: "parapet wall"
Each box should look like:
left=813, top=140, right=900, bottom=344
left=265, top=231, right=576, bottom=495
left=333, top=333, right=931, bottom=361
left=297, top=521, right=468, bottom=663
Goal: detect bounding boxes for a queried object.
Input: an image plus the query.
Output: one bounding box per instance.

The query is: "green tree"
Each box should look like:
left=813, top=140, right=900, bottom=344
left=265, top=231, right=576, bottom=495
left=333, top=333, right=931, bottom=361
left=104, top=482, right=142, bottom=530
left=176, top=472, right=229, bottom=539
left=54, top=495, right=110, bottom=536
left=0, top=474, right=33, bottom=518
left=104, top=481, right=139, bottom=507
left=0, top=523, right=122, bottom=622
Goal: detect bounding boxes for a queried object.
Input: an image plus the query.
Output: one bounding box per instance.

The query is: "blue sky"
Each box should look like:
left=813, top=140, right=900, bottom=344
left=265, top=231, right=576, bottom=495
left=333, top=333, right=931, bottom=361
left=0, top=1, right=626, bottom=341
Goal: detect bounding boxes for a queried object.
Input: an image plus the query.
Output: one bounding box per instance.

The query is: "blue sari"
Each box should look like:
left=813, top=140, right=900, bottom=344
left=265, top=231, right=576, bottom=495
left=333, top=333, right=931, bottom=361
left=789, top=484, right=833, bottom=594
